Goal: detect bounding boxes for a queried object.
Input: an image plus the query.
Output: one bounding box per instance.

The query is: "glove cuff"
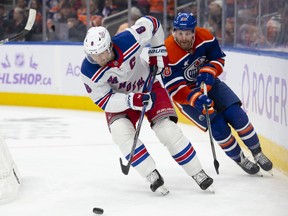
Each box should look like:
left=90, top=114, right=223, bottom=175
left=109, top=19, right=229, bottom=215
left=199, top=66, right=217, bottom=77
left=188, top=91, right=202, bottom=107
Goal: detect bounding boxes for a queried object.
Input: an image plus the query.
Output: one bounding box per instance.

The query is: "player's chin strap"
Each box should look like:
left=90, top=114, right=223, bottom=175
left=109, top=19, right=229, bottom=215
left=202, top=82, right=220, bottom=175
left=119, top=66, right=158, bottom=175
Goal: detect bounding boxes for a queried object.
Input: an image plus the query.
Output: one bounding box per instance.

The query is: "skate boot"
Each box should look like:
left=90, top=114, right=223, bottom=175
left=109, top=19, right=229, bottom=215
left=192, top=169, right=213, bottom=190
left=253, top=152, right=273, bottom=171
left=146, top=169, right=169, bottom=196
left=237, top=152, right=260, bottom=174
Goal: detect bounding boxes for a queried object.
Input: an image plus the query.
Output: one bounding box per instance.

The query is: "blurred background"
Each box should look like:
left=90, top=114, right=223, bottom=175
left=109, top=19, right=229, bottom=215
left=1, top=0, right=287, bottom=53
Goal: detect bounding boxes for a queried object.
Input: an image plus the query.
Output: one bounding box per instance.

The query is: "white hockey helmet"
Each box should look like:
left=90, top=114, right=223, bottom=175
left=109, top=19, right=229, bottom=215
left=84, top=26, right=112, bottom=55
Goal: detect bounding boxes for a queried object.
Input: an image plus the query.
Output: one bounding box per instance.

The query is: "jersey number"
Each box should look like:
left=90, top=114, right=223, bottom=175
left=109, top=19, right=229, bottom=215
left=129, top=56, right=136, bottom=70
left=136, top=26, right=146, bottom=34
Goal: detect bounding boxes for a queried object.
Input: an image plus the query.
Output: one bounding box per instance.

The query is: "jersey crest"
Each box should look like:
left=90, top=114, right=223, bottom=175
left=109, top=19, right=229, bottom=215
left=183, top=56, right=206, bottom=82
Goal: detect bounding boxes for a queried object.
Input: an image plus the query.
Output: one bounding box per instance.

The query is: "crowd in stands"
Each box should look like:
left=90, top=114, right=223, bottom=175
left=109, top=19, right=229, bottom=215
left=200, top=0, right=288, bottom=50
left=0, top=0, right=287, bottom=51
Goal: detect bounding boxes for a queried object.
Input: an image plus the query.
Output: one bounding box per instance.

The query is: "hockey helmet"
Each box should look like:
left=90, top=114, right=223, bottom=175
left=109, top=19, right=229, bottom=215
left=84, top=26, right=111, bottom=55
left=173, top=12, right=197, bottom=31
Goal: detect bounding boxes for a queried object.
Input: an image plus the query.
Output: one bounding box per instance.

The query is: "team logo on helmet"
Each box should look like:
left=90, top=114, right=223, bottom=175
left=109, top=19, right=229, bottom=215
left=180, top=17, right=188, bottom=21
left=173, top=12, right=197, bottom=31
left=99, top=31, right=105, bottom=38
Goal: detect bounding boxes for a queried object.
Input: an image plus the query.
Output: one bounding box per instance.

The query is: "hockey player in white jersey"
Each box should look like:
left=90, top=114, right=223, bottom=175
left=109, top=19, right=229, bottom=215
left=80, top=15, right=214, bottom=194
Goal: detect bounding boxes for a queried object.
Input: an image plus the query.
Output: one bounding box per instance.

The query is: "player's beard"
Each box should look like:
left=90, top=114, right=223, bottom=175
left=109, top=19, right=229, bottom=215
left=175, top=35, right=195, bottom=51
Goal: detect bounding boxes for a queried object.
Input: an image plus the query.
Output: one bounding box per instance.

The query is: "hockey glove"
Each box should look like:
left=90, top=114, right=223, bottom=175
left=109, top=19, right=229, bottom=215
left=188, top=91, right=214, bottom=114
left=196, top=66, right=217, bottom=92
left=126, top=92, right=155, bottom=111
left=148, top=45, right=169, bottom=75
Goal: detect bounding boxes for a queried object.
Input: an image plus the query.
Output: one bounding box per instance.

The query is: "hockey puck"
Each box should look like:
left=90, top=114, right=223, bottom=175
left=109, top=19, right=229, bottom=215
left=93, top=207, right=104, bottom=215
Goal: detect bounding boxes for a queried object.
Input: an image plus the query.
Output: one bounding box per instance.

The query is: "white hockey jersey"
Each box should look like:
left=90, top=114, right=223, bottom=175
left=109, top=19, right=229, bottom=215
left=81, top=16, right=165, bottom=113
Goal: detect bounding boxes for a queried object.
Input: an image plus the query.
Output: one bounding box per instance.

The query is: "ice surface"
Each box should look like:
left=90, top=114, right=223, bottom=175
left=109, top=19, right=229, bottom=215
left=0, top=106, right=287, bottom=216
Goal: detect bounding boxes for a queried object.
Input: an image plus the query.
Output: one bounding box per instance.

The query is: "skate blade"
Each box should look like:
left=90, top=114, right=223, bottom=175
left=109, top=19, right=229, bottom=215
left=256, top=171, right=264, bottom=177
left=255, top=169, right=273, bottom=177
left=208, top=185, right=215, bottom=194
left=267, top=170, right=274, bottom=176
left=157, top=186, right=170, bottom=196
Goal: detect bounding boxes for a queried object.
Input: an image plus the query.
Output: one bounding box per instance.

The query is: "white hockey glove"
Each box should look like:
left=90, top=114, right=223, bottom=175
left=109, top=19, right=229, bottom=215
left=148, top=45, right=169, bottom=75
left=126, top=92, right=155, bottom=111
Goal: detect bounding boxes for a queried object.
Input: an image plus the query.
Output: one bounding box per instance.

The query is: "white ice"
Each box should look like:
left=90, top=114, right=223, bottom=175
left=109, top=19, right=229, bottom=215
left=0, top=106, right=287, bottom=216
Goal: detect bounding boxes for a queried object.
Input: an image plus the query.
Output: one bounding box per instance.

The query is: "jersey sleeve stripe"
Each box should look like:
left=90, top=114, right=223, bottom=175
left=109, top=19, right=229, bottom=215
left=164, top=77, right=184, bottom=89
left=144, top=15, right=159, bottom=35
left=123, top=42, right=140, bottom=61
left=168, top=53, right=190, bottom=66
left=164, top=77, right=186, bottom=95
left=211, top=59, right=224, bottom=68
left=170, top=84, right=186, bottom=99
left=195, top=37, right=215, bottom=49
left=96, top=90, right=113, bottom=109
left=91, top=66, right=110, bottom=82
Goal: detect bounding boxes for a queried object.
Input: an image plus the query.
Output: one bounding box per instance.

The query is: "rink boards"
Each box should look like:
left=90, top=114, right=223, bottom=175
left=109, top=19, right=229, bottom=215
left=0, top=43, right=287, bottom=175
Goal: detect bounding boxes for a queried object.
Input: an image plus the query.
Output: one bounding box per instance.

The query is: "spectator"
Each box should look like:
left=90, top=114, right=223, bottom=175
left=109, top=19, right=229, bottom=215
left=209, top=0, right=222, bottom=17
left=5, top=7, right=30, bottom=41
left=67, top=12, right=86, bottom=41
left=102, top=0, right=118, bottom=17
left=78, top=0, right=100, bottom=26
left=224, top=17, right=235, bottom=45
left=0, top=4, right=8, bottom=40
left=46, top=18, right=60, bottom=41
left=30, top=0, right=43, bottom=35
left=7, top=0, right=27, bottom=19
left=47, top=0, right=61, bottom=20
left=68, top=0, right=82, bottom=12
left=264, top=16, right=281, bottom=47
left=116, top=6, right=142, bottom=34
left=133, top=0, right=149, bottom=15
left=204, top=0, right=222, bottom=42
left=57, top=2, right=75, bottom=23
left=46, top=1, right=75, bottom=41
left=278, top=4, right=288, bottom=47
left=237, top=23, right=265, bottom=47
left=90, top=13, right=103, bottom=27
left=147, top=0, right=174, bottom=23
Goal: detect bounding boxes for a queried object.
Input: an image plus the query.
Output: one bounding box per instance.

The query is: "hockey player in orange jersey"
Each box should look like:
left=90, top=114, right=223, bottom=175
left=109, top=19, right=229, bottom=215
left=162, top=12, right=273, bottom=175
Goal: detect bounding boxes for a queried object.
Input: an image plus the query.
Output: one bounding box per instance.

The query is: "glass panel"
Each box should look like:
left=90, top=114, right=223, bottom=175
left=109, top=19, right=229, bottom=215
left=1, top=0, right=287, bottom=53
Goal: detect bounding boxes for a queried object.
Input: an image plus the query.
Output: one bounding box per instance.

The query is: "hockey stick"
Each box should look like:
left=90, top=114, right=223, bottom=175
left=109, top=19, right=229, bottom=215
left=202, top=83, right=220, bottom=174
left=119, top=66, right=158, bottom=175
left=0, top=9, right=36, bottom=45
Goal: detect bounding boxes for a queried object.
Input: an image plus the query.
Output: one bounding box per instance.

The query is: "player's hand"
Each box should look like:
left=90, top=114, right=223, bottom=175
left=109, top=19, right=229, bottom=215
left=148, top=45, right=169, bottom=75
left=189, top=91, right=214, bottom=114
left=196, top=66, right=217, bottom=91
left=126, top=92, right=155, bottom=111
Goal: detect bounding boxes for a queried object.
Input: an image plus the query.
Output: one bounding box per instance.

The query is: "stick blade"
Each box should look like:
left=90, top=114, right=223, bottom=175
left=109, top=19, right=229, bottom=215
left=214, top=159, right=220, bottom=174
left=119, top=158, right=130, bottom=175
left=24, top=9, right=37, bottom=31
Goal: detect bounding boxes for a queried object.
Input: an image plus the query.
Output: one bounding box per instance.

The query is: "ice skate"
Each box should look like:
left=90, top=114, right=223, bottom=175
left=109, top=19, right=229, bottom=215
left=146, top=169, right=169, bottom=196
left=237, top=152, right=260, bottom=175
left=192, top=169, right=214, bottom=191
left=253, top=152, right=273, bottom=174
